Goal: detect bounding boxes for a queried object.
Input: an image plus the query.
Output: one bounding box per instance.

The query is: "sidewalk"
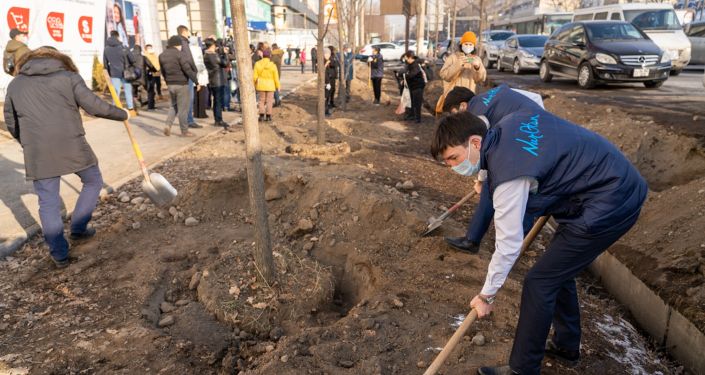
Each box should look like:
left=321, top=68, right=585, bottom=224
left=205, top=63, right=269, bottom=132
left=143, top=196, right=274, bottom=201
left=0, top=66, right=315, bottom=256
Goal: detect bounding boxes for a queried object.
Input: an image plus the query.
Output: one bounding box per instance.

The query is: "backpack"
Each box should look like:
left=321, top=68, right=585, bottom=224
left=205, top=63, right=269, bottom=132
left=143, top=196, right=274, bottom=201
left=3, top=51, right=15, bottom=75
left=122, top=49, right=141, bottom=82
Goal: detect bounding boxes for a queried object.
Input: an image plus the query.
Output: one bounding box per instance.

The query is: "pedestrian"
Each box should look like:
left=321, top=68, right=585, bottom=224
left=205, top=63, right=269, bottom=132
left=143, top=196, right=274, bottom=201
left=400, top=51, right=426, bottom=123
left=311, top=46, right=317, bottom=73
left=294, top=47, right=301, bottom=65
left=326, top=46, right=339, bottom=110
left=3, top=47, right=128, bottom=268
left=343, top=45, right=354, bottom=102
left=369, top=46, right=384, bottom=105
left=438, top=31, right=486, bottom=110
left=203, top=38, right=233, bottom=131
left=130, top=45, right=149, bottom=108
left=286, top=45, right=292, bottom=65
left=177, top=25, right=201, bottom=128
left=190, top=39, right=209, bottom=120
left=253, top=48, right=280, bottom=122
left=221, top=42, right=236, bottom=112
left=300, top=48, right=307, bottom=74
left=430, top=103, right=647, bottom=375
left=103, top=30, right=137, bottom=117
left=270, top=43, right=284, bottom=107
left=3, top=28, right=30, bottom=76
left=160, top=35, right=199, bottom=137
left=143, top=44, right=161, bottom=109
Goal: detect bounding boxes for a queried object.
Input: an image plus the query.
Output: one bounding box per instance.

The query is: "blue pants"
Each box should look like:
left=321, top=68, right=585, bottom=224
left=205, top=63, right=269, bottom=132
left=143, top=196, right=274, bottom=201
left=222, top=84, right=231, bottom=111
left=466, top=181, right=535, bottom=243
left=274, top=89, right=280, bottom=104
left=210, top=85, right=224, bottom=123
left=187, top=79, right=195, bottom=124
left=33, top=165, right=103, bottom=261
left=508, top=213, right=640, bottom=374
left=110, top=77, right=134, bottom=110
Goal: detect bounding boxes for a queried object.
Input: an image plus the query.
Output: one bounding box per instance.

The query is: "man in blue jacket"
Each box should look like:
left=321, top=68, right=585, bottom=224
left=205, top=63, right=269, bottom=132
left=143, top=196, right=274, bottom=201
left=430, top=108, right=647, bottom=375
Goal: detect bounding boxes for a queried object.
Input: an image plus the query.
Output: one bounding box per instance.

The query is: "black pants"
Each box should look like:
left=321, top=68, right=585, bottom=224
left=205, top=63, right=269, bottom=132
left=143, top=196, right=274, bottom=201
left=508, top=212, right=641, bottom=374
left=147, top=76, right=159, bottom=109
left=410, top=87, right=423, bottom=121
left=312, top=61, right=317, bottom=73
left=328, top=80, right=336, bottom=106
left=371, top=77, right=382, bottom=102
left=210, top=85, right=225, bottom=124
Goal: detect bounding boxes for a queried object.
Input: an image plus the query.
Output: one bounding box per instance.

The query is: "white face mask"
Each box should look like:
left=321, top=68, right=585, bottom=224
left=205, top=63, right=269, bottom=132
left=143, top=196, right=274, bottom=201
left=462, top=44, right=475, bottom=54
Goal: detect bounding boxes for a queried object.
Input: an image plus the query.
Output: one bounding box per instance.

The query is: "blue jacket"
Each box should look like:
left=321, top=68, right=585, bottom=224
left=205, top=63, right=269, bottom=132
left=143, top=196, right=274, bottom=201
left=468, top=84, right=543, bottom=126
left=370, top=53, right=384, bottom=78
left=344, top=52, right=354, bottom=80
left=481, top=110, right=647, bottom=235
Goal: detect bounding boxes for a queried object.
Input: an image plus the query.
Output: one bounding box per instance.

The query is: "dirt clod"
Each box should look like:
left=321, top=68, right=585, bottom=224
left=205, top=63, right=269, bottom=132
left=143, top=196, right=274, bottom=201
left=158, top=315, right=175, bottom=327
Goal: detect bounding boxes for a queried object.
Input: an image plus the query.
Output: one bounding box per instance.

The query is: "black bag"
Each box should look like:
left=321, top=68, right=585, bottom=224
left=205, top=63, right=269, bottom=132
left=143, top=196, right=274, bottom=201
left=122, top=49, right=141, bottom=82
left=3, top=51, right=15, bottom=75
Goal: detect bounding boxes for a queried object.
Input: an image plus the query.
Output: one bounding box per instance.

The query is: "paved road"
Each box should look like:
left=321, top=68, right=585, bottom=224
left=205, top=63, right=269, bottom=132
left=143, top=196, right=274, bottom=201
left=0, top=67, right=315, bottom=256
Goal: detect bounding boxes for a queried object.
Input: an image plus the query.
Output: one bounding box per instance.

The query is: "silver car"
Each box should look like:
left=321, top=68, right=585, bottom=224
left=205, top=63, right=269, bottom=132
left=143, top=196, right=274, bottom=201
left=480, top=30, right=516, bottom=68
left=497, top=34, right=549, bottom=74
left=685, top=20, right=705, bottom=64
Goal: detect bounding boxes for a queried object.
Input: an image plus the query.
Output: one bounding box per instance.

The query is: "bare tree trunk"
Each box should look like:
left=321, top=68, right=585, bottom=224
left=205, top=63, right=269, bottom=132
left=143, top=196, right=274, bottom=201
left=337, top=12, right=347, bottom=111
left=416, top=0, right=426, bottom=57
left=477, top=0, right=485, bottom=57
left=450, top=0, right=457, bottom=48
left=434, top=0, right=441, bottom=57
left=229, top=0, right=274, bottom=283
left=360, top=2, right=366, bottom=45
left=317, top=0, right=326, bottom=144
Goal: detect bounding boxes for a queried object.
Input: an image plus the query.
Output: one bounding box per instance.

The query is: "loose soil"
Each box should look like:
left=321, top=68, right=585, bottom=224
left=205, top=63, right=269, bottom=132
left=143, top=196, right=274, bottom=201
left=0, top=64, right=688, bottom=375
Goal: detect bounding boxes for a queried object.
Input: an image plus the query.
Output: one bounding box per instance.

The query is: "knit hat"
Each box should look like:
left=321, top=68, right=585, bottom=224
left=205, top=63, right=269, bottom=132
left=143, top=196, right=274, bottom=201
left=168, top=35, right=182, bottom=47
left=262, top=49, right=271, bottom=58
left=460, top=31, right=477, bottom=45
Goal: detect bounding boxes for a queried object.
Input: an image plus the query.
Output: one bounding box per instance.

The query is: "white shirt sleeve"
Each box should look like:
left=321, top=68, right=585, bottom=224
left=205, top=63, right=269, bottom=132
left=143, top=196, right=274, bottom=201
left=480, top=177, right=532, bottom=296
left=511, top=88, right=545, bottom=109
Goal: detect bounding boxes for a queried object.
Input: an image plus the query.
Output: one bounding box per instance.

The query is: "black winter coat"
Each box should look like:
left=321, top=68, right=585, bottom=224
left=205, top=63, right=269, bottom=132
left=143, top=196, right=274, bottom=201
left=403, top=60, right=426, bottom=91
left=3, top=57, right=127, bottom=180
left=104, top=37, right=134, bottom=79
left=159, top=47, right=198, bottom=85
left=325, top=57, right=338, bottom=84
left=203, top=51, right=227, bottom=87
left=179, top=35, right=197, bottom=75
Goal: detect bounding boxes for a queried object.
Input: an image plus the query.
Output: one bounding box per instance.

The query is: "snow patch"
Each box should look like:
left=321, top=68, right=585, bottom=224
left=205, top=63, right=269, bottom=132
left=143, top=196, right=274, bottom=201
left=595, top=314, right=663, bottom=375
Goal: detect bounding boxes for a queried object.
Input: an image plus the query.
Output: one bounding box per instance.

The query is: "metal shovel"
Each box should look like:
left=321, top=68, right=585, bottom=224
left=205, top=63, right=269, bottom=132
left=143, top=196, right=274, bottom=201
left=421, top=190, right=477, bottom=237
left=103, top=71, right=177, bottom=207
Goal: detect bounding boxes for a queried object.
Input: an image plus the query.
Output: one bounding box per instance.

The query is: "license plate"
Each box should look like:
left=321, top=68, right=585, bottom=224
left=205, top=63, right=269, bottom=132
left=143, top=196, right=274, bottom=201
left=633, top=68, right=650, bottom=77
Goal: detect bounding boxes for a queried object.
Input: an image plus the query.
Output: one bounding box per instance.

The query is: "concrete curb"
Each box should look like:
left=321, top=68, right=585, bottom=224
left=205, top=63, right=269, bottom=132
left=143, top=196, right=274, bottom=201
left=590, top=251, right=705, bottom=374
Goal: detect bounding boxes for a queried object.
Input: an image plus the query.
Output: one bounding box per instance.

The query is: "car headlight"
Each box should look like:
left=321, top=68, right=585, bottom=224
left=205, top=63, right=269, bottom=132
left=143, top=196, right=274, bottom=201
left=660, top=53, right=671, bottom=63
left=595, top=53, right=617, bottom=64
left=520, top=50, right=535, bottom=58
left=668, top=49, right=679, bottom=60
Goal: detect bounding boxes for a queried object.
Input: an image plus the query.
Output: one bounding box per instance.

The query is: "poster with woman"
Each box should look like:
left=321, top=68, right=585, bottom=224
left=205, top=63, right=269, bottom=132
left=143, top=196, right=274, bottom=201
left=105, top=0, right=128, bottom=47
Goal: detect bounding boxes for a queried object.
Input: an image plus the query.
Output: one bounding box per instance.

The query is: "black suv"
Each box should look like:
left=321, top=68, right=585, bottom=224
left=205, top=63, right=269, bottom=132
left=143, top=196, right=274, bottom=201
left=539, top=21, right=671, bottom=88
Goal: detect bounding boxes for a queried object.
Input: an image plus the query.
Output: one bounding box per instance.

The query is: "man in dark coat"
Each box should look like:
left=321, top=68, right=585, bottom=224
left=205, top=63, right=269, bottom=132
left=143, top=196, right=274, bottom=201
left=103, top=30, right=136, bottom=115
left=311, top=46, right=317, bottom=73
left=177, top=25, right=200, bottom=128
left=400, top=51, right=426, bottom=123
left=4, top=47, right=128, bottom=268
left=160, top=35, right=199, bottom=137
left=203, top=38, right=232, bottom=131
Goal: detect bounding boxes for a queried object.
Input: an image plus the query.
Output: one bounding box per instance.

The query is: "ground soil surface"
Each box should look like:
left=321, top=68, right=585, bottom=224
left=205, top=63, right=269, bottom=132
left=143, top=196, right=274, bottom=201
left=0, top=64, right=693, bottom=375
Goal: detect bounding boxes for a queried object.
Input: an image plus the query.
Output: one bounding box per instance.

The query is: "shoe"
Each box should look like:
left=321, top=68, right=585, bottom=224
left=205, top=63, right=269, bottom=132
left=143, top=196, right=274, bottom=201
left=128, top=109, right=138, bottom=117
left=163, top=127, right=171, bottom=136
left=258, top=114, right=265, bottom=122
left=218, top=121, right=231, bottom=128
left=445, top=237, right=480, bottom=254
left=325, top=111, right=331, bottom=117
left=330, top=103, right=337, bottom=108
left=188, top=122, right=203, bottom=129
left=222, top=126, right=235, bottom=133
left=181, top=131, right=196, bottom=137
left=403, top=114, right=414, bottom=121
left=373, top=100, right=380, bottom=106
left=477, top=365, right=519, bottom=375
left=52, top=257, right=70, bottom=269
left=545, top=338, right=580, bottom=367
left=70, top=227, right=96, bottom=241
left=265, top=115, right=272, bottom=122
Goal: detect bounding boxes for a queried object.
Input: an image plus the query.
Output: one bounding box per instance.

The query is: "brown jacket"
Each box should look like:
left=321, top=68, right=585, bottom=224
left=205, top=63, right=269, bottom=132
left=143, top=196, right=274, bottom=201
left=439, top=51, right=486, bottom=94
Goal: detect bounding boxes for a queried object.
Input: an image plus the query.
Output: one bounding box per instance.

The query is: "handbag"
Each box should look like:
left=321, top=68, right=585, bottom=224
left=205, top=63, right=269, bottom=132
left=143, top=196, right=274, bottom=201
left=395, top=75, right=412, bottom=115
left=123, top=49, right=141, bottom=82
left=435, top=70, right=463, bottom=114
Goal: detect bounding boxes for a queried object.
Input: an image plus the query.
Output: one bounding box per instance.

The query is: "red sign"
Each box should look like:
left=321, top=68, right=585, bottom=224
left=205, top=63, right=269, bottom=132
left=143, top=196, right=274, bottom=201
left=78, top=16, right=93, bottom=43
left=7, top=7, right=30, bottom=32
left=46, top=12, right=65, bottom=42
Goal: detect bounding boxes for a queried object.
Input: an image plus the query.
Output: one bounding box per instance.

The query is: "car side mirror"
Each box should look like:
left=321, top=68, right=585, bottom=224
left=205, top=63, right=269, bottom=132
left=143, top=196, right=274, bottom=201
left=572, top=41, right=586, bottom=48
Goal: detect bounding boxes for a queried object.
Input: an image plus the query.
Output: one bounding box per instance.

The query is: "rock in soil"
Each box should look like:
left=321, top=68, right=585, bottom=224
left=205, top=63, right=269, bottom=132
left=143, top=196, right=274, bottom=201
left=185, top=217, right=199, bottom=226
left=158, top=315, right=175, bottom=327
left=160, top=302, right=176, bottom=313
left=189, top=271, right=202, bottom=290
left=472, top=333, right=486, bottom=346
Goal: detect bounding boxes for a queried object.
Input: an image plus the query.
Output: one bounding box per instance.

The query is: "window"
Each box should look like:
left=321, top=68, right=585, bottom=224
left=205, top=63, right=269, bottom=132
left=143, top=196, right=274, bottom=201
left=686, top=22, right=705, bottom=37
left=611, top=12, right=622, bottom=20
left=624, top=9, right=681, bottom=30
left=507, top=38, right=517, bottom=48
left=567, top=25, right=585, bottom=44
left=518, top=35, right=549, bottom=47
left=594, top=12, right=609, bottom=20
left=489, top=32, right=515, bottom=41
left=585, top=23, right=646, bottom=40
left=574, top=13, right=594, bottom=21
left=551, top=24, right=572, bottom=41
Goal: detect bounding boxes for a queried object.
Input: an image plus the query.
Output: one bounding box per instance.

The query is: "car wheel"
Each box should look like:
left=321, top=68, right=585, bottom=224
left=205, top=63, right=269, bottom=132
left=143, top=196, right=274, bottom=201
left=644, top=80, right=664, bottom=88
left=539, top=60, right=553, bottom=83
left=497, top=56, right=505, bottom=72
left=670, top=68, right=682, bottom=76
left=513, top=58, right=521, bottom=74
left=483, top=53, right=491, bottom=69
left=577, top=62, right=596, bottom=89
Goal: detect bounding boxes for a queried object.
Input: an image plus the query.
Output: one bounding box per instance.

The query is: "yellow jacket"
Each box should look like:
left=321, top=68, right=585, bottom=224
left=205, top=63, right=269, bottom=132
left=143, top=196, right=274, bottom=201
left=253, top=58, right=280, bottom=92
left=439, top=51, right=486, bottom=94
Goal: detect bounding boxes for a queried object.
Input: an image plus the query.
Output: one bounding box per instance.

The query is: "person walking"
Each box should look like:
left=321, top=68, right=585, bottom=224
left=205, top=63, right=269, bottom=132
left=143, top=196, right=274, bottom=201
left=203, top=38, right=233, bottom=131
left=143, top=44, right=161, bottom=109
left=326, top=46, right=339, bottom=109
left=177, top=25, right=200, bottom=128
left=103, top=30, right=137, bottom=117
left=439, top=31, right=486, bottom=98
left=400, top=51, right=426, bottom=123
left=130, top=45, right=151, bottom=108
left=3, top=47, right=128, bottom=268
left=300, top=48, right=307, bottom=74
left=3, top=28, right=30, bottom=76
left=369, top=46, right=384, bottom=105
left=160, top=35, right=199, bottom=137
left=270, top=43, right=284, bottom=107
left=253, top=49, right=280, bottom=122
left=311, top=46, right=317, bottom=73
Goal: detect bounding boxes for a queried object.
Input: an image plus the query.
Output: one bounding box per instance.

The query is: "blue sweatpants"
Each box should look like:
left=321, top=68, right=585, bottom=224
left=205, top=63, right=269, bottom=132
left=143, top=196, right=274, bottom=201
left=508, top=212, right=641, bottom=374
left=32, top=165, right=103, bottom=261
left=466, top=180, right=535, bottom=243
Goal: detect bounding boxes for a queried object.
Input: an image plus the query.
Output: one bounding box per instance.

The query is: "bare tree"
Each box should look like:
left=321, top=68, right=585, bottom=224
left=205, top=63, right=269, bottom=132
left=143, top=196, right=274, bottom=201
left=336, top=2, right=348, bottom=111
left=314, top=1, right=334, bottom=145
left=435, top=0, right=441, bottom=57
left=416, top=0, right=427, bottom=57
left=229, top=0, right=274, bottom=283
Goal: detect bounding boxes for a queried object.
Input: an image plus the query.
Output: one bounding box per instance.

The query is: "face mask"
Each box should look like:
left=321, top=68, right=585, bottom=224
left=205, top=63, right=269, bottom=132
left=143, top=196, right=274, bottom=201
left=451, top=144, right=480, bottom=176
left=462, top=44, right=475, bottom=54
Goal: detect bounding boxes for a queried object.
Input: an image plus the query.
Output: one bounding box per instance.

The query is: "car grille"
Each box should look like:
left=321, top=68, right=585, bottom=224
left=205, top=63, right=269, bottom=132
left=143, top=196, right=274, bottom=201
left=619, top=55, right=659, bottom=66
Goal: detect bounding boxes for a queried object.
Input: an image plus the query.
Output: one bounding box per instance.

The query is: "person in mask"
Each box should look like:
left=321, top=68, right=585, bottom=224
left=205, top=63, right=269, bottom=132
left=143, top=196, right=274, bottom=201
left=4, top=28, right=30, bottom=76
left=430, top=108, right=647, bottom=375
left=439, top=31, right=486, bottom=97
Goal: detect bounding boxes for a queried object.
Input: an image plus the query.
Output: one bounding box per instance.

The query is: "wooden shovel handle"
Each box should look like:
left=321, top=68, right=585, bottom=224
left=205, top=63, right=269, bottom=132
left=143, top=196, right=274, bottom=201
left=437, top=190, right=477, bottom=222
left=424, top=215, right=550, bottom=375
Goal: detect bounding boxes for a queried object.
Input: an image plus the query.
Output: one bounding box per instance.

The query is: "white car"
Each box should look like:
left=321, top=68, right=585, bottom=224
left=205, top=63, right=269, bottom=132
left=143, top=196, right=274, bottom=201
left=358, top=42, right=405, bottom=62
left=409, top=40, right=430, bottom=56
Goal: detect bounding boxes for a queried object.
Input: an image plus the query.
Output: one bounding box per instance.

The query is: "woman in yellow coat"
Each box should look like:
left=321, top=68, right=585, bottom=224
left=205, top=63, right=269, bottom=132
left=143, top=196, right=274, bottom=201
left=253, top=49, right=280, bottom=122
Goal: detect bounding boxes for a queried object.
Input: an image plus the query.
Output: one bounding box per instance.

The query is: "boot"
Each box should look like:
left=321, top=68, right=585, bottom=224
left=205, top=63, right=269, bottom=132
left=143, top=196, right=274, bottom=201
left=445, top=237, right=480, bottom=254
left=545, top=338, right=580, bottom=366
left=258, top=114, right=265, bottom=122
left=265, top=115, right=272, bottom=122
left=477, top=366, right=519, bottom=375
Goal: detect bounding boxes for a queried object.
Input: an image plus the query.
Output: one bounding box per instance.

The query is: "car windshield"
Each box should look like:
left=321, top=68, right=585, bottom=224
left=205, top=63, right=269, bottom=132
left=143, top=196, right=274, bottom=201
left=518, top=36, right=548, bottom=47
left=489, top=32, right=514, bottom=41
left=624, top=9, right=681, bottom=30
left=585, top=23, right=646, bottom=40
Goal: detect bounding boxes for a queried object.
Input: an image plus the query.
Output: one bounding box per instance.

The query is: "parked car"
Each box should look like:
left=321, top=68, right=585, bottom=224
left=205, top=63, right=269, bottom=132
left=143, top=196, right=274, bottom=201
left=497, top=34, right=549, bottom=74
left=572, top=3, right=691, bottom=74
left=685, top=20, right=705, bottom=64
left=480, top=30, right=516, bottom=68
left=357, top=42, right=405, bottom=61
left=408, top=40, right=430, bottom=55
left=539, top=21, right=672, bottom=88
left=437, top=37, right=461, bottom=62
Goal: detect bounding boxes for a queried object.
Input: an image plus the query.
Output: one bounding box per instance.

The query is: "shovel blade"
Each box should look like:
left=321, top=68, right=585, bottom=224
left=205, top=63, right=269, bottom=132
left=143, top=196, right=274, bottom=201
left=421, top=218, right=444, bottom=237
left=142, top=172, right=177, bottom=207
